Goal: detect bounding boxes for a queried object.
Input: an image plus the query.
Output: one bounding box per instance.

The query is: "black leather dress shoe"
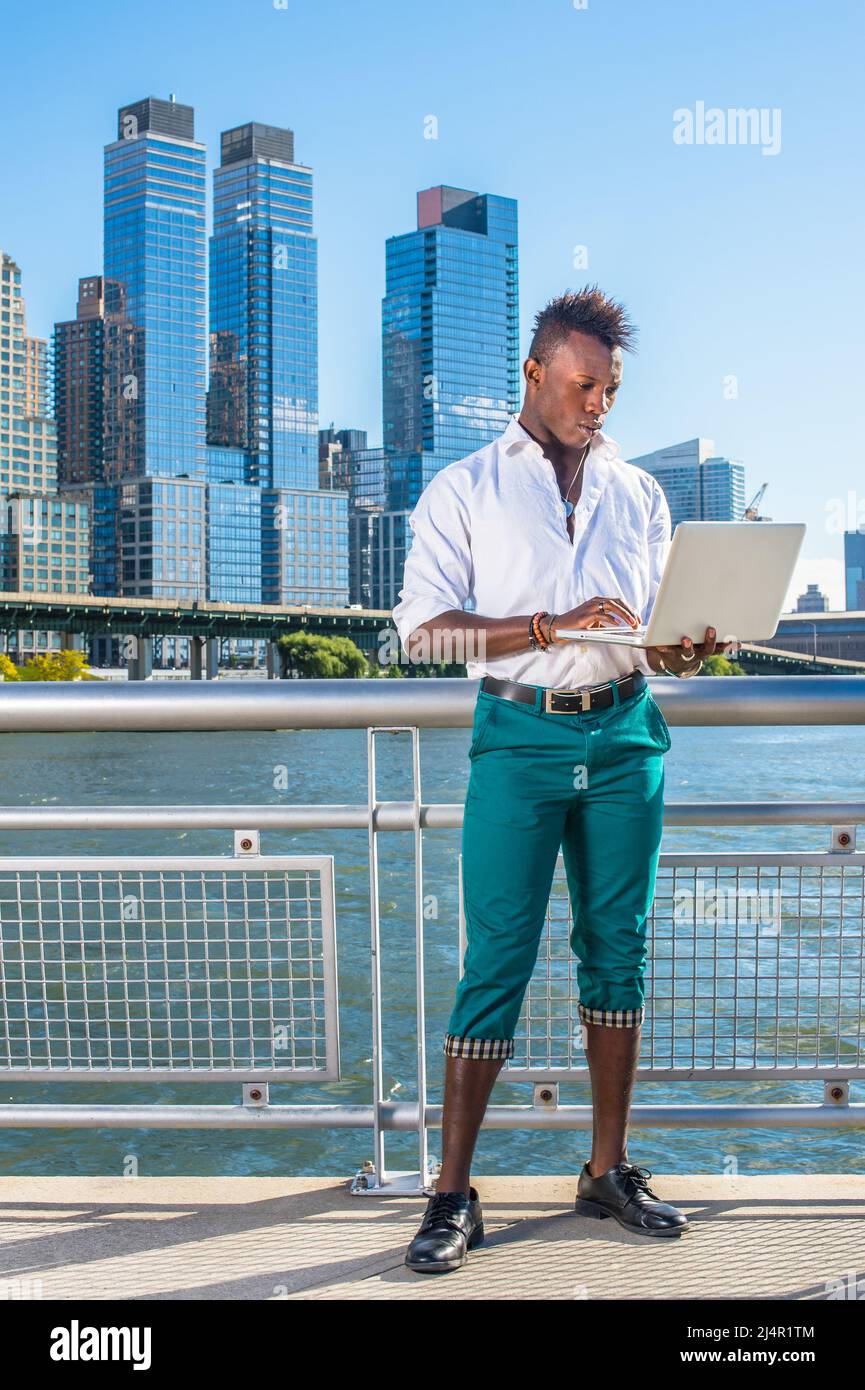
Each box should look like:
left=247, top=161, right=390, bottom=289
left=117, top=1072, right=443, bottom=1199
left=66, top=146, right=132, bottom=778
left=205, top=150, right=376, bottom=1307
left=575, top=1161, right=689, bottom=1237
left=404, top=1187, right=485, bottom=1273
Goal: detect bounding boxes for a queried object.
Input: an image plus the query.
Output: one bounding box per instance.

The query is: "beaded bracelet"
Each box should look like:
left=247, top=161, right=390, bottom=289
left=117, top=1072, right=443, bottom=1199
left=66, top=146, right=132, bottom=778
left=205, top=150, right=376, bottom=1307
left=530, top=610, right=553, bottom=652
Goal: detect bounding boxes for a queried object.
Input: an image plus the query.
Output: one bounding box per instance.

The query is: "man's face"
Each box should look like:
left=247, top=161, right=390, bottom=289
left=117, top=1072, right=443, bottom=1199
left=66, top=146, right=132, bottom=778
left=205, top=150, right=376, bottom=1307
left=525, top=330, right=623, bottom=450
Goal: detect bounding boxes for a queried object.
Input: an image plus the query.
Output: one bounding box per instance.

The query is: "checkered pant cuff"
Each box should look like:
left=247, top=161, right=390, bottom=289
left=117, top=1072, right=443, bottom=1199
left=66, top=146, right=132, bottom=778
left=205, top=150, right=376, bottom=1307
left=443, top=1033, right=514, bottom=1060
left=578, top=1004, right=644, bottom=1028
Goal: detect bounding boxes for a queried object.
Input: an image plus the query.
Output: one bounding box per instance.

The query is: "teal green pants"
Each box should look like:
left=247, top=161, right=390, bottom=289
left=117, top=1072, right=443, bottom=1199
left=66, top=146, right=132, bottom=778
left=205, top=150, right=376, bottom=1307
left=445, top=678, right=671, bottom=1060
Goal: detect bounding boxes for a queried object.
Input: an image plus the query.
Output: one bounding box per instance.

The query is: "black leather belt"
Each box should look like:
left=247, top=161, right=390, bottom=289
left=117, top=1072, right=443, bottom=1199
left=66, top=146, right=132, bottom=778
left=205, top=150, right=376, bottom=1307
left=480, top=670, right=646, bottom=714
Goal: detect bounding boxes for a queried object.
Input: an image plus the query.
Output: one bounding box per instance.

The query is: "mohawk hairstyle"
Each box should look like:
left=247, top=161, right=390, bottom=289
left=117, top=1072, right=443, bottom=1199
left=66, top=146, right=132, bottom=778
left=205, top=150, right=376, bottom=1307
left=528, top=285, right=637, bottom=364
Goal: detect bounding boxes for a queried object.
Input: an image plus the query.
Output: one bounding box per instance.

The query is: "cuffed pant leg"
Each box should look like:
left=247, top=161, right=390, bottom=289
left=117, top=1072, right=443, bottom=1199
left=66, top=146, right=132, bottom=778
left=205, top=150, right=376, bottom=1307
left=577, top=1002, right=644, bottom=1028
left=443, top=1033, right=515, bottom=1060
left=446, top=703, right=568, bottom=1057
left=562, top=692, right=666, bottom=1026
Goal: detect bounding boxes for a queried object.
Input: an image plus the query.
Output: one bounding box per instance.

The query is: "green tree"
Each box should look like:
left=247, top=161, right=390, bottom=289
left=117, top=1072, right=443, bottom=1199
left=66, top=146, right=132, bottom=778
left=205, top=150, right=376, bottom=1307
left=700, top=653, right=746, bottom=676
left=276, top=631, right=368, bottom=678
left=16, top=650, right=94, bottom=681
left=0, top=652, right=20, bottom=681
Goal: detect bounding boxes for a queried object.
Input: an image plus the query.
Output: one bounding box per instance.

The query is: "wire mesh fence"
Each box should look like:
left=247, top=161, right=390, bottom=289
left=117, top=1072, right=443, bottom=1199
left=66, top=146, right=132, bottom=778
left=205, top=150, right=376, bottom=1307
left=0, top=857, right=338, bottom=1079
left=459, top=853, right=865, bottom=1078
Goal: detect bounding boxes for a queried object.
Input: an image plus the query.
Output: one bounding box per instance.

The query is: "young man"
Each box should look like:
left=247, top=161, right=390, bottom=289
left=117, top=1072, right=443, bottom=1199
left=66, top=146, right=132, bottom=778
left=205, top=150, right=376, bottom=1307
left=392, top=287, right=724, bottom=1274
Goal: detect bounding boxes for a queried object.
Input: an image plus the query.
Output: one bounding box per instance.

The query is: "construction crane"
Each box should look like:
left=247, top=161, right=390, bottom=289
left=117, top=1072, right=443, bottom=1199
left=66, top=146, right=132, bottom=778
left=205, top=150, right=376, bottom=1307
left=742, top=483, right=771, bottom=521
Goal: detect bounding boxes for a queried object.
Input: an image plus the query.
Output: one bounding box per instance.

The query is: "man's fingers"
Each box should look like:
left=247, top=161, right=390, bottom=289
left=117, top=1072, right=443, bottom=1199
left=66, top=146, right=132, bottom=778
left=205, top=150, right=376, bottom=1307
left=681, top=633, right=721, bottom=653
left=597, top=596, right=640, bottom=628
left=679, top=628, right=721, bottom=657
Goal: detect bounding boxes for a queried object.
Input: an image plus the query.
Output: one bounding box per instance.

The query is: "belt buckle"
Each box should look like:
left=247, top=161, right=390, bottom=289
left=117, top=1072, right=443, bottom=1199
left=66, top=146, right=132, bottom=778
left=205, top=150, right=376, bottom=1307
left=545, top=686, right=593, bottom=714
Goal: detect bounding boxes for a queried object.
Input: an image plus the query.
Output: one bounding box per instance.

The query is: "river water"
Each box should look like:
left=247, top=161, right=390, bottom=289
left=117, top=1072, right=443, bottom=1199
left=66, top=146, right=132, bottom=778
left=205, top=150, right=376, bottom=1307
left=0, top=715, right=863, bottom=1178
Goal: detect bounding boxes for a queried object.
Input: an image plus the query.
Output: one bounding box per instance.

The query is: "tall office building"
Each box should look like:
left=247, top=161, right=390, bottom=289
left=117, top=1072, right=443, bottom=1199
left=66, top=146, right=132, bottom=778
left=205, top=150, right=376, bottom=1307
left=319, top=427, right=386, bottom=511
left=382, top=185, right=519, bottom=512
left=320, top=426, right=365, bottom=493
left=98, top=96, right=207, bottom=600
left=0, top=252, right=57, bottom=499
left=845, top=531, right=865, bottom=610
left=628, top=438, right=746, bottom=528
left=320, top=428, right=387, bottom=607
left=370, top=185, right=518, bottom=609
left=48, top=101, right=346, bottom=618
left=0, top=250, right=90, bottom=654
left=796, top=583, right=829, bottom=613
left=208, top=122, right=318, bottom=489
left=104, top=96, right=207, bottom=482
left=54, top=276, right=106, bottom=487
left=206, top=121, right=346, bottom=607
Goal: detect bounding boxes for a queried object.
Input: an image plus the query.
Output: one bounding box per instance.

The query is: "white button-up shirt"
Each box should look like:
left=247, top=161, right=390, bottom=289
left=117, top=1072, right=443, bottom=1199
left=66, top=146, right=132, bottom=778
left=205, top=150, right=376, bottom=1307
left=392, top=414, right=672, bottom=689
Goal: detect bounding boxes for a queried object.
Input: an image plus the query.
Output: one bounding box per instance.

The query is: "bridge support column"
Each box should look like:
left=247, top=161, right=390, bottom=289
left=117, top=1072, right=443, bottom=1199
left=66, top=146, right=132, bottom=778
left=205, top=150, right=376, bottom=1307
left=127, top=638, right=153, bottom=682
left=189, top=636, right=219, bottom=681
left=189, top=638, right=219, bottom=680
left=266, top=642, right=281, bottom=679
left=58, top=632, right=83, bottom=652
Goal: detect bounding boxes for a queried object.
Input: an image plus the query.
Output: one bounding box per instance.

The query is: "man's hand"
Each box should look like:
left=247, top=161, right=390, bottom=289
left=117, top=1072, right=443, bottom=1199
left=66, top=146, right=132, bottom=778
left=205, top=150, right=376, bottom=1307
left=646, top=627, right=729, bottom=677
left=549, top=596, right=641, bottom=638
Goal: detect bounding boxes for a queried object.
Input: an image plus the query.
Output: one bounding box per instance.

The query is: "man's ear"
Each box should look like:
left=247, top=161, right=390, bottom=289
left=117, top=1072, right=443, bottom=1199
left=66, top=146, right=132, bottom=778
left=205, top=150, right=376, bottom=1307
left=524, top=355, right=543, bottom=388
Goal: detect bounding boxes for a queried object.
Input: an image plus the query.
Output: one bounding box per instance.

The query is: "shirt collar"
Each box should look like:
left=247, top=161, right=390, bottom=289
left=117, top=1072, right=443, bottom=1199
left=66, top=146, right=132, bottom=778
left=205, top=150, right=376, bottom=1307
left=501, top=412, right=621, bottom=462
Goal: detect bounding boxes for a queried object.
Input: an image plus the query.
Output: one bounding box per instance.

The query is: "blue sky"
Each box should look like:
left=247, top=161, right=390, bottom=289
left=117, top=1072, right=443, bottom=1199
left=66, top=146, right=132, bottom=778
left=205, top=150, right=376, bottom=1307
left=2, top=0, right=862, bottom=604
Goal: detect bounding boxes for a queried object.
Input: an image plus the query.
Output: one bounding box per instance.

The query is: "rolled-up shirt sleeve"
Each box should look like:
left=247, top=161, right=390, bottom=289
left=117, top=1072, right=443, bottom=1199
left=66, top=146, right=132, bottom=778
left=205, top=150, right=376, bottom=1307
left=392, top=469, right=473, bottom=654
left=633, top=480, right=672, bottom=677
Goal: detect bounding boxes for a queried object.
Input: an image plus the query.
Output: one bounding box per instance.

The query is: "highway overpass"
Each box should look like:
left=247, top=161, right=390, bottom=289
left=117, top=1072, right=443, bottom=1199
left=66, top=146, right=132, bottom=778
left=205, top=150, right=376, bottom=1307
left=2, top=591, right=863, bottom=678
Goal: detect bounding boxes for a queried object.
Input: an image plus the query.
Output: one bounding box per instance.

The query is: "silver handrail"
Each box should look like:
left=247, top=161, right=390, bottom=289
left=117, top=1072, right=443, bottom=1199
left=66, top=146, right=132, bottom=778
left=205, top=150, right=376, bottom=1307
left=0, top=802, right=862, bottom=831
left=1, top=675, right=864, bottom=731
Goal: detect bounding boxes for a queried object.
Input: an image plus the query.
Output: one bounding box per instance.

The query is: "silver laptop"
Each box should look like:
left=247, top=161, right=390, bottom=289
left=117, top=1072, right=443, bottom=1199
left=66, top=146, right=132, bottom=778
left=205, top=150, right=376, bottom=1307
left=554, top=521, right=806, bottom=649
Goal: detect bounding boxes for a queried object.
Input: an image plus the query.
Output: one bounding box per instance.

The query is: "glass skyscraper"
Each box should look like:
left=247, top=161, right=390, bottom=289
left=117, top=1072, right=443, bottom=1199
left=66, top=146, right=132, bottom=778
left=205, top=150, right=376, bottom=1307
left=208, top=122, right=317, bottom=490
left=48, top=100, right=346, bottom=614
left=94, top=97, right=209, bottom=600
left=103, top=97, right=207, bottom=482
left=382, top=185, right=519, bottom=512
left=845, top=530, right=865, bottom=610
left=206, top=122, right=345, bottom=607
left=319, top=427, right=386, bottom=511
left=628, top=438, right=746, bottom=529
left=366, top=185, right=519, bottom=609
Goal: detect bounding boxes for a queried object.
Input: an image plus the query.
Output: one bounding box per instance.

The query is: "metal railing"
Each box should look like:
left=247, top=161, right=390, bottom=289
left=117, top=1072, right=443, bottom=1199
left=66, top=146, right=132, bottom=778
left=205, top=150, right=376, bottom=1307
left=470, top=852, right=865, bottom=1081
left=0, top=677, right=863, bottom=1194
left=0, top=853, right=339, bottom=1082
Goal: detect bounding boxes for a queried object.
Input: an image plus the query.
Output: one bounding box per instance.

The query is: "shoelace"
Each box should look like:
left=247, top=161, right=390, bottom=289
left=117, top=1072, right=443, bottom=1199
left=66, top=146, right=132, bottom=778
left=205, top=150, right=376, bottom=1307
left=619, top=1164, right=660, bottom=1205
left=421, top=1190, right=469, bottom=1230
